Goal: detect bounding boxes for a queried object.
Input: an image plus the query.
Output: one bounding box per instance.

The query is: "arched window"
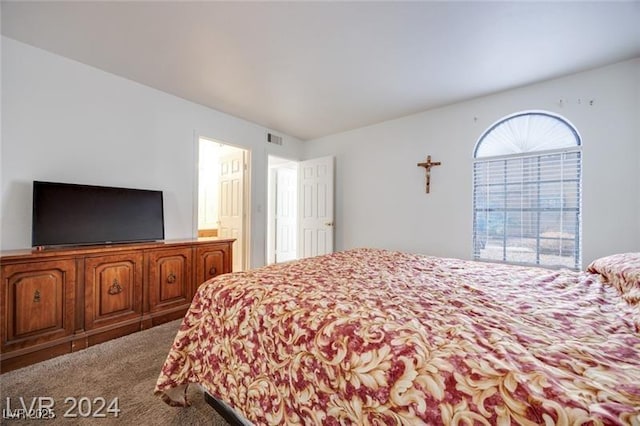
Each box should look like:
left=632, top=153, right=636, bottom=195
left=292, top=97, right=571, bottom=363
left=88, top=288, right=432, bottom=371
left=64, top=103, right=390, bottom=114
left=473, top=111, right=582, bottom=269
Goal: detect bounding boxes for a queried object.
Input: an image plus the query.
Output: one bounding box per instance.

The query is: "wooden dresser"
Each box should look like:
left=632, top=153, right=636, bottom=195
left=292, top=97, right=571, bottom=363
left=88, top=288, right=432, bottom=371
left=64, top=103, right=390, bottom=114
left=0, top=238, right=234, bottom=373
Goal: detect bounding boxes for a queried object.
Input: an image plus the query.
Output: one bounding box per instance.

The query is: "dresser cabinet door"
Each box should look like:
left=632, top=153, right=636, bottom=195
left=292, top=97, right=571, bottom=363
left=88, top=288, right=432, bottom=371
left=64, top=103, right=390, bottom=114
left=1, top=259, right=76, bottom=350
left=148, top=247, right=192, bottom=312
left=195, top=243, right=232, bottom=288
left=84, top=253, right=143, bottom=330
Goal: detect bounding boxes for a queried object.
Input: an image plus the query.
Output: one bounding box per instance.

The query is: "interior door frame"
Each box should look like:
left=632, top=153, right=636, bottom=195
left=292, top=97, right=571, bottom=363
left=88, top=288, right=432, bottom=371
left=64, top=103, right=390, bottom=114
left=193, top=133, right=251, bottom=271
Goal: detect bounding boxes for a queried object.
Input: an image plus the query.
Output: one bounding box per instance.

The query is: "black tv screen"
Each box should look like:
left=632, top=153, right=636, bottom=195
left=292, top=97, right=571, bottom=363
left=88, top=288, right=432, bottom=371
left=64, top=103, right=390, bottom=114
left=32, top=181, right=164, bottom=247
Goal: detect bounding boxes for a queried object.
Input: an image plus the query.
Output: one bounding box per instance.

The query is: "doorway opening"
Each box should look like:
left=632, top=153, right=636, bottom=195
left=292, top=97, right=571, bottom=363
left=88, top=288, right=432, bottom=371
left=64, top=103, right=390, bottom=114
left=267, top=155, right=335, bottom=265
left=197, top=137, right=250, bottom=272
left=267, top=156, right=298, bottom=264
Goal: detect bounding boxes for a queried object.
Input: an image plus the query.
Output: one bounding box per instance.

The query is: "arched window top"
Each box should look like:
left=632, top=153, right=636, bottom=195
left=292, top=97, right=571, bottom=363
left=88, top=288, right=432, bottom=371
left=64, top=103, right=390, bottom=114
left=474, top=111, right=581, bottom=158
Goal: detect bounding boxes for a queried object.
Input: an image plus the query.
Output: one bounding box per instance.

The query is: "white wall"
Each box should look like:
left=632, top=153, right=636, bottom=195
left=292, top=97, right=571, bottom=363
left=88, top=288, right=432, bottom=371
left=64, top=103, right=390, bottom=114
left=304, top=58, right=640, bottom=267
left=0, top=37, right=303, bottom=268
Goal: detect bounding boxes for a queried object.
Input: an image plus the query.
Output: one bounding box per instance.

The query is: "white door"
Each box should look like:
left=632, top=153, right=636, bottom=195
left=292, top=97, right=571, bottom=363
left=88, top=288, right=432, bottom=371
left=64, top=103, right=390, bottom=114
left=218, top=146, right=245, bottom=271
left=298, top=156, right=334, bottom=258
left=275, top=167, right=297, bottom=262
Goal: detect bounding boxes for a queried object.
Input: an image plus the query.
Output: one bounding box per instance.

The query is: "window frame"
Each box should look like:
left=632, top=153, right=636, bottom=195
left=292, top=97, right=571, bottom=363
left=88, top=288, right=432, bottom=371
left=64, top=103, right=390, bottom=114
left=472, top=111, right=582, bottom=270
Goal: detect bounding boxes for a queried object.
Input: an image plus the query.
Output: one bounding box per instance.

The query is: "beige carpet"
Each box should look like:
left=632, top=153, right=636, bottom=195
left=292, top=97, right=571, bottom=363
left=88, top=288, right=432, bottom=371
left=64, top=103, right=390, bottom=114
left=0, top=320, right=230, bottom=425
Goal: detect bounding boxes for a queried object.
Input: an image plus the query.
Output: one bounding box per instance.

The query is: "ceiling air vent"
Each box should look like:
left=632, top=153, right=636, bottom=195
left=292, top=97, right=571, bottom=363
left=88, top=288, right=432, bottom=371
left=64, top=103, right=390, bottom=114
left=267, top=133, right=283, bottom=146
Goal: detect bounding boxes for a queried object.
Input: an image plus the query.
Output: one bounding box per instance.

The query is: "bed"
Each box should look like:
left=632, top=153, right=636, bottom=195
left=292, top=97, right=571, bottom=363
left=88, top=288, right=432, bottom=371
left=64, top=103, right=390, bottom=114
left=155, top=248, right=640, bottom=425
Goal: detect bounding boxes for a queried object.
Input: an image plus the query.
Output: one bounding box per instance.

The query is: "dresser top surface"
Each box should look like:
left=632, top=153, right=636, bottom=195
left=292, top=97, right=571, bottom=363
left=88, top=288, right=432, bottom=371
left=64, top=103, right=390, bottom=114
left=0, top=237, right=235, bottom=262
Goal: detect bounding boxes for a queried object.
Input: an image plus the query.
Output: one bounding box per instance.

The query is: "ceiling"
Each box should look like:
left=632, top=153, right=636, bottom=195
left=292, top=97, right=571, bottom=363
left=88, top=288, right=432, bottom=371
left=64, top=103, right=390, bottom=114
left=2, top=1, right=639, bottom=141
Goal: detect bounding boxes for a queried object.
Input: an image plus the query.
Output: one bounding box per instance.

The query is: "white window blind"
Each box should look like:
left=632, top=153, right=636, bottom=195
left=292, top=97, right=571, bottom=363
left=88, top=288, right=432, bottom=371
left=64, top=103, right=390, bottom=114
left=473, top=112, right=582, bottom=269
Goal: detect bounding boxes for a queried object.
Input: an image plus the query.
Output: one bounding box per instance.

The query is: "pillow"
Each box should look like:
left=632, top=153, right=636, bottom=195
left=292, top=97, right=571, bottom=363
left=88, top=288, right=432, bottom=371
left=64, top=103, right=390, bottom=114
left=587, top=252, right=640, bottom=305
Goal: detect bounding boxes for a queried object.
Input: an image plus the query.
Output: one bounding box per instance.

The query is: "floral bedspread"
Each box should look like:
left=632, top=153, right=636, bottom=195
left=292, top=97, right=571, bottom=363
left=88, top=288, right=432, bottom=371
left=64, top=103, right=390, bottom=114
left=155, top=249, right=640, bottom=425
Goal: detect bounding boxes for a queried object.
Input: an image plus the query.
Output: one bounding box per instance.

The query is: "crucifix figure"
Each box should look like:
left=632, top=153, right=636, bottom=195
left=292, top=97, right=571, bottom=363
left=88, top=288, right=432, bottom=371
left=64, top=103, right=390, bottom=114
left=417, top=155, right=442, bottom=193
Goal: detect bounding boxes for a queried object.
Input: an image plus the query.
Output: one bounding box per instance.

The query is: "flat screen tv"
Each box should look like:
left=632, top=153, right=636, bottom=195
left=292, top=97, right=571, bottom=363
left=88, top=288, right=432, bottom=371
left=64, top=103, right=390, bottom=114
left=32, top=181, right=164, bottom=247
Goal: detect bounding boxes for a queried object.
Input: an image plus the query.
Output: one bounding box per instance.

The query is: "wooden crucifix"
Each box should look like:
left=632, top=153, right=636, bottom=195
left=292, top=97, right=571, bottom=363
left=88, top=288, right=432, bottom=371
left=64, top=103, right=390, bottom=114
left=417, top=155, right=442, bottom=193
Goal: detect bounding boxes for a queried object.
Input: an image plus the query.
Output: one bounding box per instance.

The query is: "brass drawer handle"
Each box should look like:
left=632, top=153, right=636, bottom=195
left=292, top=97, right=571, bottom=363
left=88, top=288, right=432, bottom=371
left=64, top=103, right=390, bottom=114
left=33, top=290, right=41, bottom=303
left=108, top=279, right=123, bottom=295
left=167, top=273, right=177, bottom=284
left=209, top=266, right=217, bottom=276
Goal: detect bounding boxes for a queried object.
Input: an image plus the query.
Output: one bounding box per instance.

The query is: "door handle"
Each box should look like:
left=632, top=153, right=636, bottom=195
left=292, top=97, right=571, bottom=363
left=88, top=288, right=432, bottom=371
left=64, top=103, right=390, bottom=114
left=325, top=222, right=334, bottom=227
